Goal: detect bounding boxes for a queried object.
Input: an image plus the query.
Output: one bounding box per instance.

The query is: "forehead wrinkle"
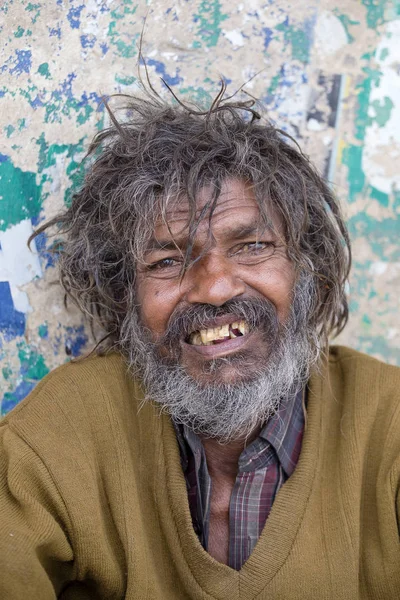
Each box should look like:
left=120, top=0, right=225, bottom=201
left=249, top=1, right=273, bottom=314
left=146, top=215, right=277, bottom=254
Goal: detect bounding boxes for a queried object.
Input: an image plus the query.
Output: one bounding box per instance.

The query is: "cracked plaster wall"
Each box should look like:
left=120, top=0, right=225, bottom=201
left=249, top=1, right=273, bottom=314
left=0, top=0, right=399, bottom=414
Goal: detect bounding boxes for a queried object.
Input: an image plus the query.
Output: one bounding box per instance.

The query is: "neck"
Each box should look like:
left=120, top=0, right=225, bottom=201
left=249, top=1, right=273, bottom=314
left=200, top=426, right=261, bottom=480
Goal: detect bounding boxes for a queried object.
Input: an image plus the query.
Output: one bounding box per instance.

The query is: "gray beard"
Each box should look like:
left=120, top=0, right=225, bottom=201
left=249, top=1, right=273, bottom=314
left=121, top=274, right=320, bottom=443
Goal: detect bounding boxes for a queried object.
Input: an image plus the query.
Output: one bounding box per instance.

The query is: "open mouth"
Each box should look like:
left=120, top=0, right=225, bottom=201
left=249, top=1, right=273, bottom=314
left=187, top=320, right=250, bottom=346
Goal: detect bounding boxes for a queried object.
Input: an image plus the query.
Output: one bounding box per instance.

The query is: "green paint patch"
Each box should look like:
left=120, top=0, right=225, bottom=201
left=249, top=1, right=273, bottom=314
left=341, top=57, right=388, bottom=203
left=333, top=11, right=359, bottom=43
left=95, top=113, right=105, bottom=132
left=38, top=323, right=48, bottom=339
left=14, top=26, right=25, bottom=38
left=0, top=157, right=43, bottom=231
left=17, top=118, right=26, bottom=131
left=5, top=124, right=15, bottom=138
left=369, top=96, right=393, bottom=127
left=107, top=24, right=139, bottom=58
left=352, top=262, right=371, bottom=297
left=179, top=85, right=213, bottom=109
left=358, top=335, right=400, bottom=364
left=362, top=0, right=386, bottom=29
left=379, top=47, right=389, bottom=61
left=65, top=157, right=86, bottom=206
left=43, top=95, right=92, bottom=125
left=347, top=213, right=400, bottom=261
left=370, top=185, right=389, bottom=207
left=276, top=21, right=311, bottom=63
left=37, top=62, right=51, bottom=79
left=288, top=28, right=310, bottom=63
left=342, top=144, right=365, bottom=202
left=349, top=299, right=359, bottom=312
left=267, top=72, right=280, bottom=95
left=17, top=343, right=49, bottom=381
left=25, top=2, right=41, bottom=24
left=76, top=104, right=94, bottom=125
left=23, top=73, right=97, bottom=125
left=36, top=133, right=86, bottom=206
left=110, top=0, right=137, bottom=19
left=107, top=1, right=139, bottom=58
left=354, top=75, right=374, bottom=141
left=193, top=0, right=228, bottom=48
left=362, top=314, right=372, bottom=329
left=2, top=367, right=12, bottom=381
left=115, top=74, right=136, bottom=86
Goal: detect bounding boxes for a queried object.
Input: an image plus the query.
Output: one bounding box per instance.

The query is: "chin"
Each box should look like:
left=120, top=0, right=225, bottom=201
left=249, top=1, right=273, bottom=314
left=185, top=358, right=264, bottom=387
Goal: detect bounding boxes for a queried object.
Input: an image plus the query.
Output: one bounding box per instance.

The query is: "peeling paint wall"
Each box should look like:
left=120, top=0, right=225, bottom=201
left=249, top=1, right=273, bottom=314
left=1, top=0, right=399, bottom=414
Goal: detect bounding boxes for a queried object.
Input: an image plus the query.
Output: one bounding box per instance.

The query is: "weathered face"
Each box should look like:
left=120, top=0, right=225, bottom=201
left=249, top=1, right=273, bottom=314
left=136, top=179, right=296, bottom=385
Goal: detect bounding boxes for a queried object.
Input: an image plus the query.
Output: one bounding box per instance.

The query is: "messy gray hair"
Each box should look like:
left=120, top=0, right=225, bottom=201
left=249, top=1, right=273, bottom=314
left=31, top=83, right=351, bottom=355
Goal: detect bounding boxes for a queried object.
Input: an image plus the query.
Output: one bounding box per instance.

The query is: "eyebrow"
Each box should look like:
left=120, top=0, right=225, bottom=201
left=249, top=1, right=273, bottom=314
left=144, top=218, right=276, bottom=253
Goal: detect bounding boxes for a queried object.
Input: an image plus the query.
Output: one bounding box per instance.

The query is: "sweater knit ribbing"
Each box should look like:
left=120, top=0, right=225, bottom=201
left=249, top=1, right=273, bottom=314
left=1, top=346, right=400, bottom=599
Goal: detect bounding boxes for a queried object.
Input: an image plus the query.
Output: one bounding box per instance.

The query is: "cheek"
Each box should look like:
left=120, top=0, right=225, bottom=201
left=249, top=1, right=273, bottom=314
left=248, top=263, right=295, bottom=318
left=136, top=278, right=181, bottom=337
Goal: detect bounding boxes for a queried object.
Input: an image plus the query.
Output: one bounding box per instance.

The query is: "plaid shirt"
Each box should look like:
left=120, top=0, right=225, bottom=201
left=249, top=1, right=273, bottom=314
left=175, top=389, right=305, bottom=570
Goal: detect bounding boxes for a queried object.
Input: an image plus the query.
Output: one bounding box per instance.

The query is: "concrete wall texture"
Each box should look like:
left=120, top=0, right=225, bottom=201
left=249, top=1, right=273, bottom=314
left=0, top=0, right=399, bottom=414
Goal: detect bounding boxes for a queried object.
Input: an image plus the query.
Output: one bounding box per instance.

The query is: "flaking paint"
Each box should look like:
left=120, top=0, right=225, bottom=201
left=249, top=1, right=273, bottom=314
left=0, top=0, right=399, bottom=414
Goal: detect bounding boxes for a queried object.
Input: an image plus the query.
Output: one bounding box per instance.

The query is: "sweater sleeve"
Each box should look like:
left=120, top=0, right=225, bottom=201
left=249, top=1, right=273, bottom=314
left=0, top=424, right=75, bottom=599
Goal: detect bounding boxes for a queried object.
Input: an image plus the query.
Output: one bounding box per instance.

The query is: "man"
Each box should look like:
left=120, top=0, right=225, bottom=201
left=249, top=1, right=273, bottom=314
left=1, top=88, right=400, bottom=600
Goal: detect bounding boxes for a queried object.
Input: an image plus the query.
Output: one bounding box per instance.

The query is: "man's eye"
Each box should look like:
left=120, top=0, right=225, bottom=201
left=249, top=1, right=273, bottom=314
left=234, top=242, right=275, bottom=255
left=148, top=257, right=180, bottom=270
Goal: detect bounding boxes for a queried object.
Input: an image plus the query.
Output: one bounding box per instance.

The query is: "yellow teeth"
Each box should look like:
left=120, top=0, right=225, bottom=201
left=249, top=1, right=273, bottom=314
left=188, top=320, right=249, bottom=346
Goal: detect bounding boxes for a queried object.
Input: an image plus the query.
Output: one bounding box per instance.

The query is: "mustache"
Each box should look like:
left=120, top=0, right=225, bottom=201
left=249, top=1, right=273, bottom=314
left=160, top=297, right=280, bottom=349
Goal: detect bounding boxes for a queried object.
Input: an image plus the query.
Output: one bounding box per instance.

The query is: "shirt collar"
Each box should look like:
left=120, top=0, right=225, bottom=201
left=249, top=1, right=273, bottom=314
left=174, top=387, right=305, bottom=478
left=258, top=388, right=305, bottom=477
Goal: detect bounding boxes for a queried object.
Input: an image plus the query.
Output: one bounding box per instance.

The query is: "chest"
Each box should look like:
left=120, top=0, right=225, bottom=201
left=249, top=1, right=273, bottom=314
left=188, top=453, right=287, bottom=569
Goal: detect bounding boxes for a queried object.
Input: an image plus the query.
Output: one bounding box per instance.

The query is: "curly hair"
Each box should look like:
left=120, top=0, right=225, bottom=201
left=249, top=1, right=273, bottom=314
left=31, top=83, right=351, bottom=354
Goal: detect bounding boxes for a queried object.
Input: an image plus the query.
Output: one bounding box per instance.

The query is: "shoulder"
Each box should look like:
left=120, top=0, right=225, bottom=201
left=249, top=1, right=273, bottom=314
left=328, top=344, right=400, bottom=392
left=1, top=352, right=145, bottom=444
left=325, top=345, right=400, bottom=462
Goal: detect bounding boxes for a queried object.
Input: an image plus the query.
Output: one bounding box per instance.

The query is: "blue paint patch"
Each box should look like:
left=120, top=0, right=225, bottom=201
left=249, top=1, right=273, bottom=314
left=302, top=13, right=317, bottom=39
left=146, top=59, right=183, bottom=87
left=2, top=381, right=36, bottom=415
left=280, top=15, right=289, bottom=28
left=64, top=325, right=88, bottom=356
left=165, top=7, right=178, bottom=21
left=29, top=94, right=45, bottom=109
left=60, top=72, right=76, bottom=99
left=99, top=1, right=111, bottom=13
left=9, top=49, right=32, bottom=76
left=0, top=91, right=6, bottom=98
left=262, top=27, right=273, bottom=49
left=0, top=153, right=8, bottom=163
left=0, top=282, right=26, bottom=340
left=67, top=4, right=85, bottom=29
left=80, top=34, right=96, bottom=49
left=99, top=42, right=109, bottom=55
left=38, top=322, right=49, bottom=339
left=48, top=25, right=62, bottom=38
left=33, top=231, right=57, bottom=269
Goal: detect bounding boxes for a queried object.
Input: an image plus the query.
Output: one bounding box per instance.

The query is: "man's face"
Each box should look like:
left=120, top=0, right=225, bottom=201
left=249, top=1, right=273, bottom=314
left=136, top=179, right=296, bottom=385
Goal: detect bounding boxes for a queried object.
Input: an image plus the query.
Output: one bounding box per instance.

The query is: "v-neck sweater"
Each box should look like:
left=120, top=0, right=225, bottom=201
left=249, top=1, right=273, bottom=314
left=1, top=346, right=400, bottom=599
left=175, top=388, right=304, bottom=569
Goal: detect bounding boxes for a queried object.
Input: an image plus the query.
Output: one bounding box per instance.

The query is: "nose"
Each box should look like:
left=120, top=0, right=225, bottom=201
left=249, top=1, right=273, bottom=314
left=185, top=253, right=246, bottom=306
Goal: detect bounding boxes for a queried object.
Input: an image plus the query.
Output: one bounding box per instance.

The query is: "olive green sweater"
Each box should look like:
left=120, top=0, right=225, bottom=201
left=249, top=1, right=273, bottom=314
left=1, top=346, right=400, bottom=599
